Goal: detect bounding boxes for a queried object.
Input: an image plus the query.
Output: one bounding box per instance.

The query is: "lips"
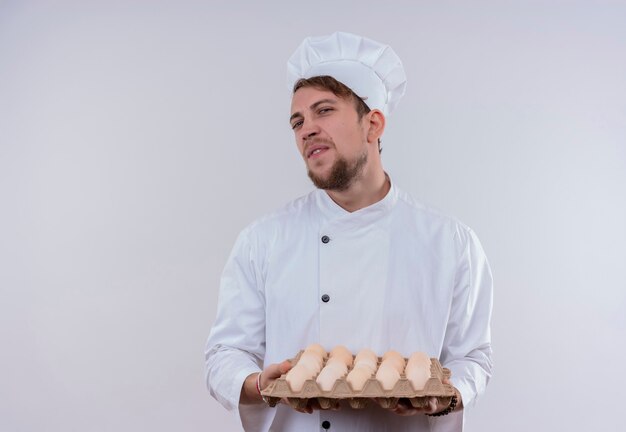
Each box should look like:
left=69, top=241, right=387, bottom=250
left=305, top=139, right=332, bottom=159
left=308, top=146, right=329, bottom=158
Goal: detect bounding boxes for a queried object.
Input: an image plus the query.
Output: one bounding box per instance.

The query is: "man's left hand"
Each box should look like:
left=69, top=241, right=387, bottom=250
left=387, top=378, right=463, bottom=416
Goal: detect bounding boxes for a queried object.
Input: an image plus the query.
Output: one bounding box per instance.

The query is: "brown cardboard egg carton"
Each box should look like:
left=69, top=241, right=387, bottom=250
left=261, top=350, right=455, bottom=410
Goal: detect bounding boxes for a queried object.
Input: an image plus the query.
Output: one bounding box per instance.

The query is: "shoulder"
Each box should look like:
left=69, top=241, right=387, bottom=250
left=391, top=185, right=482, bottom=258
left=238, top=190, right=318, bottom=241
left=394, top=186, right=471, bottom=232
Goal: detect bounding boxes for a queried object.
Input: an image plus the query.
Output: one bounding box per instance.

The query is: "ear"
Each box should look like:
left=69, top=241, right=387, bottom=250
left=366, top=109, right=386, bottom=145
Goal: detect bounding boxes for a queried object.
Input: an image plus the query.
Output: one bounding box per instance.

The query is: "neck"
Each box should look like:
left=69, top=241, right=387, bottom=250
left=326, top=167, right=390, bottom=213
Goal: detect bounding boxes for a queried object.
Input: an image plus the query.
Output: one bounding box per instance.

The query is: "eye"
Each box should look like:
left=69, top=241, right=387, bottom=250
left=291, top=120, right=303, bottom=130
left=318, top=107, right=333, bottom=114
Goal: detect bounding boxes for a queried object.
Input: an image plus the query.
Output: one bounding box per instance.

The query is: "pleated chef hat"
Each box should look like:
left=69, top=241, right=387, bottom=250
left=287, top=31, right=407, bottom=116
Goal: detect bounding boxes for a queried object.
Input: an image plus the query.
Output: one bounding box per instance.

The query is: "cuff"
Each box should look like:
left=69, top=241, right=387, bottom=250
left=229, top=365, right=261, bottom=409
left=450, top=376, right=473, bottom=409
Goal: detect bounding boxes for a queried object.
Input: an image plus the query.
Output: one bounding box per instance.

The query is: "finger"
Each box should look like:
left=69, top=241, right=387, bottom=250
left=292, top=402, right=312, bottom=414
left=428, top=397, right=438, bottom=413
left=261, top=360, right=292, bottom=388
left=301, top=406, right=313, bottom=414
left=392, top=405, right=406, bottom=415
left=309, top=399, right=322, bottom=411
left=392, top=405, right=418, bottom=416
left=390, top=399, right=418, bottom=416
left=265, top=361, right=288, bottom=379
left=278, top=359, right=293, bottom=374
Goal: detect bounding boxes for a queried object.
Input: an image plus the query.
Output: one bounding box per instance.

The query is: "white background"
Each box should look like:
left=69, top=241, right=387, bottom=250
left=1, top=1, right=625, bottom=431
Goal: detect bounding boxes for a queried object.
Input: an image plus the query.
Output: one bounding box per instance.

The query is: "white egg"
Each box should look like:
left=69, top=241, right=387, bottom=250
left=354, top=349, right=378, bottom=372
left=324, top=358, right=348, bottom=375
left=315, top=363, right=347, bottom=392
left=375, top=364, right=401, bottom=391
left=329, top=345, right=353, bottom=366
left=355, top=348, right=378, bottom=365
left=381, top=350, right=405, bottom=373
left=285, top=364, right=312, bottom=392
left=297, top=354, right=322, bottom=375
left=355, top=357, right=377, bottom=372
left=304, top=343, right=327, bottom=358
left=405, top=352, right=432, bottom=391
left=346, top=365, right=373, bottom=392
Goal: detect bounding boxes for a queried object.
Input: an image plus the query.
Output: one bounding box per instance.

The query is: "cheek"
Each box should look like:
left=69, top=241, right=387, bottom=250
left=295, top=136, right=304, bottom=154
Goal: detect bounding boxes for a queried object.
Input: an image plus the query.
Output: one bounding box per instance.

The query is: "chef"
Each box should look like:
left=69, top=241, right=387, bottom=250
left=205, top=31, right=493, bottom=432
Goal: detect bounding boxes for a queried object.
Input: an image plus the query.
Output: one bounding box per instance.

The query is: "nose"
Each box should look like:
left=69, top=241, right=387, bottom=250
left=298, top=117, right=320, bottom=144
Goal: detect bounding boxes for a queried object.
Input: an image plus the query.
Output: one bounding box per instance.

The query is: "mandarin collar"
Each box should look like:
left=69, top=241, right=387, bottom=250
left=314, top=173, right=398, bottom=225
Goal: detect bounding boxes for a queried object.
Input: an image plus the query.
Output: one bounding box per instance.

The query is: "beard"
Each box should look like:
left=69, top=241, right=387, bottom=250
left=307, top=150, right=368, bottom=191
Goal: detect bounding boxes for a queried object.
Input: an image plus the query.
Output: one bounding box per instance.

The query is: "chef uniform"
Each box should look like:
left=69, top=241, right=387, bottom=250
left=205, top=32, right=493, bottom=432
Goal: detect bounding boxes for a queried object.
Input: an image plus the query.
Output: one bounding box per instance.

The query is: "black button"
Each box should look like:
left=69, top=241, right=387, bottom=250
left=321, top=420, right=331, bottom=430
left=321, top=235, right=330, bottom=244
left=321, top=294, right=330, bottom=303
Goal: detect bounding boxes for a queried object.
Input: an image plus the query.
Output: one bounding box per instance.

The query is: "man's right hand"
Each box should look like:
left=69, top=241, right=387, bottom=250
left=240, top=360, right=292, bottom=404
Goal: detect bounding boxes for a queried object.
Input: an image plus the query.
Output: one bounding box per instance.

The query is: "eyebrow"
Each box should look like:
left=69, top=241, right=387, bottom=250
left=289, top=98, right=337, bottom=123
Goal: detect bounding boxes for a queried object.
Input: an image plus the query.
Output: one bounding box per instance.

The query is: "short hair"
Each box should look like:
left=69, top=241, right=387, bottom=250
left=292, top=75, right=371, bottom=119
left=292, top=75, right=382, bottom=153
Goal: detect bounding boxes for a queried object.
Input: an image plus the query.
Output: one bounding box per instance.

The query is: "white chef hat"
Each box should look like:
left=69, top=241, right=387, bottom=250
left=287, top=31, right=407, bottom=116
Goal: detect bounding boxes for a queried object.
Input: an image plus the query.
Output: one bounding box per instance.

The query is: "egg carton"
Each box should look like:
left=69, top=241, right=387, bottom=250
left=261, top=351, right=455, bottom=410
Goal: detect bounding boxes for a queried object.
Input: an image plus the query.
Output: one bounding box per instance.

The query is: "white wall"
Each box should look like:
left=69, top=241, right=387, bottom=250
left=1, top=1, right=624, bottom=431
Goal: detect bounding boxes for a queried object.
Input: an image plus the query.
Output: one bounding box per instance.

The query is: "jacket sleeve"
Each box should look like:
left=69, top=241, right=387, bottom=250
left=440, top=225, right=493, bottom=409
left=205, top=227, right=267, bottom=411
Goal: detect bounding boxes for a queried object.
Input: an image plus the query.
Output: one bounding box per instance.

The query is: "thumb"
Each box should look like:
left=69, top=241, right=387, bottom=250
left=278, top=359, right=292, bottom=374
left=264, top=360, right=292, bottom=380
left=260, top=360, right=292, bottom=390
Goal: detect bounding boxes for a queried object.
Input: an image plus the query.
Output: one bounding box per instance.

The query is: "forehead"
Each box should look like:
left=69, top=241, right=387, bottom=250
left=290, top=87, right=342, bottom=114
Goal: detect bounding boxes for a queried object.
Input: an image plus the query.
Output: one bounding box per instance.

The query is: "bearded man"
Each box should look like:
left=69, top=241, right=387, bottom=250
left=205, top=32, right=493, bottom=432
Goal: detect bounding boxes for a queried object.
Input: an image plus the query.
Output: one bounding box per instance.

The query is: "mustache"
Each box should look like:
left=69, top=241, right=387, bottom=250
left=304, top=137, right=334, bottom=151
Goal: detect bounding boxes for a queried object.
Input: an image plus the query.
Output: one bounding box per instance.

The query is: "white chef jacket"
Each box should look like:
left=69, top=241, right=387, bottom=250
left=205, top=178, right=493, bottom=432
